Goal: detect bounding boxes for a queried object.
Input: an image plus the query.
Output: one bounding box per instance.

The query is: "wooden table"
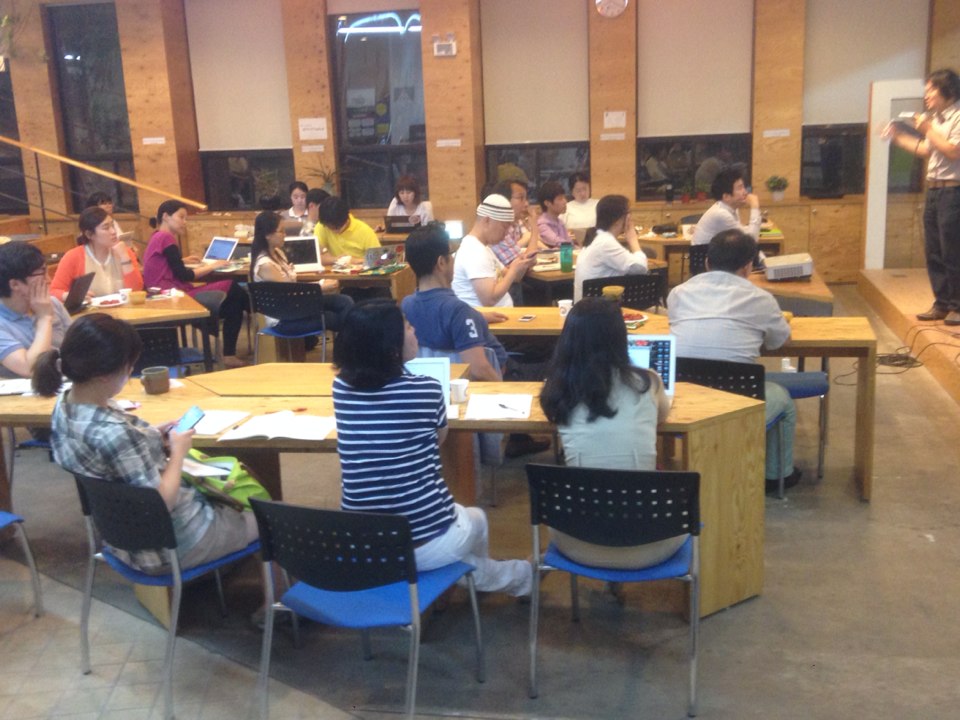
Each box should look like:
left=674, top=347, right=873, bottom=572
left=213, top=264, right=417, bottom=302
left=481, top=308, right=876, bottom=500
left=0, top=373, right=765, bottom=618
left=749, top=270, right=834, bottom=313
left=643, top=230, right=784, bottom=286
left=524, top=257, right=667, bottom=305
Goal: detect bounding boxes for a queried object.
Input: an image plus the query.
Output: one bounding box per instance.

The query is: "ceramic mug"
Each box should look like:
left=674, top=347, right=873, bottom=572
left=141, top=366, right=170, bottom=395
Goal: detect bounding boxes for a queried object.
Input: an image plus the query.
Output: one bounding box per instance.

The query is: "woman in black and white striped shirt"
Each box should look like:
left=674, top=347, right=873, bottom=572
left=332, top=301, right=531, bottom=596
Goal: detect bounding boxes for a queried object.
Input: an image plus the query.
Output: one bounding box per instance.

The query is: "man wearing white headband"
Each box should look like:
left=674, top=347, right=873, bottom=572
left=452, top=194, right=537, bottom=308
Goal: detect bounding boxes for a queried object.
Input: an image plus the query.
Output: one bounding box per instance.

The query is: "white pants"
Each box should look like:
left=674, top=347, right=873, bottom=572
left=415, top=504, right=532, bottom=597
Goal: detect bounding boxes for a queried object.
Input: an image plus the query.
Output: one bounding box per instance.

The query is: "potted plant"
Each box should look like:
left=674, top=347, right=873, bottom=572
left=766, top=175, right=789, bottom=201
left=304, top=160, right=338, bottom=194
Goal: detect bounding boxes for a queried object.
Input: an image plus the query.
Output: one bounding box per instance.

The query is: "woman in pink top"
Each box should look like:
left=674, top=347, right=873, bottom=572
left=50, top=207, right=142, bottom=302
left=142, top=200, right=249, bottom=368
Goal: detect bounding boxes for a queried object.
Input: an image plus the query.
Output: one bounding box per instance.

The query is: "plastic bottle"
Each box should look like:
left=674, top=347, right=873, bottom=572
left=559, top=240, right=574, bottom=273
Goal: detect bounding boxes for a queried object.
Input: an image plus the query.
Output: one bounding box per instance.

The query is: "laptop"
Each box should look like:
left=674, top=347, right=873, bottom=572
left=232, top=242, right=252, bottom=261
left=405, top=356, right=451, bottom=407
left=384, top=215, right=417, bottom=233
left=202, top=237, right=238, bottom=264
left=63, top=271, right=96, bottom=315
left=627, top=333, right=677, bottom=406
left=571, top=227, right=588, bottom=245
left=444, top=220, right=464, bottom=241
left=283, top=219, right=305, bottom=237
left=283, top=236, right=323, bottom=273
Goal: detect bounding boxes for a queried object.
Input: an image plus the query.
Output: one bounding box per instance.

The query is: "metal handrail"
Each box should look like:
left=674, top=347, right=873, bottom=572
left=0, top=134, right=207, bottom=229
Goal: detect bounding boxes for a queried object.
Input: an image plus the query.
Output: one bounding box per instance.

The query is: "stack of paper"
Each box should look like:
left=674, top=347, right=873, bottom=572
left=218, top=410, right=336, bottom=442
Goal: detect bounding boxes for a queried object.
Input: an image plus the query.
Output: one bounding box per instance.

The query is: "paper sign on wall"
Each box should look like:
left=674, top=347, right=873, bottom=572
left=603, top=111, right=626, bottom=129
left=142, top=137, right=166, bottom=145
left=299, top=118, right=328, bottom=141
left=301, top=144, right=325, bottom=153
left=762, top=128, right=791, bottom=138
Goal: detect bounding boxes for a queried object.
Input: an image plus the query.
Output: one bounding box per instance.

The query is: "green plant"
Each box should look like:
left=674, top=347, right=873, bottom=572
left=303, top=159, right=338, bottom=191
left=765, top=175, right=789, bottom=192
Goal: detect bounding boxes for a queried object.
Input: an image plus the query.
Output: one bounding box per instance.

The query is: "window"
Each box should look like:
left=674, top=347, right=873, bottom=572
left=0, top=67, right=28, bottom=214
left=485, top=143, right=590, bottom=201
left=47, top=3, right=136, bottom=213
left=329, top=11, right=427, bottom=209
left=200, top=150, right=296, bottom=212
left=636, top=135, right=752, bottom=201
left=800, top=125, right=872, bottom=197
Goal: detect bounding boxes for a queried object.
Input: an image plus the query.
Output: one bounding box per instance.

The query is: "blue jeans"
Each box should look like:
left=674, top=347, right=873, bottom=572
left=765, top=381, right=796, bottom=479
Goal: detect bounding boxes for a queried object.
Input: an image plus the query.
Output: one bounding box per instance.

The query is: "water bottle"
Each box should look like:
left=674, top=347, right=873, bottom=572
left=560, top=240, right=574, bottom=273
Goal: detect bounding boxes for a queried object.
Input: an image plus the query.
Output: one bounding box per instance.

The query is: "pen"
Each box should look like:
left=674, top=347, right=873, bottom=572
left=498, top=402, right=521, bottom=414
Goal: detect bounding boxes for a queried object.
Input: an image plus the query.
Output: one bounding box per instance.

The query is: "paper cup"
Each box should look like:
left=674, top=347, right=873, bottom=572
left=558, top=299, right=573, bottom=317
left=450, top=378, right=469, bottom=404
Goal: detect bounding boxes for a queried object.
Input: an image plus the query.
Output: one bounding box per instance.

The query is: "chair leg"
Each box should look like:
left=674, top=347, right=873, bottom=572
left=161, top=556, right=183, bottom=720
left=569, top=574, right=580, bottom=622
left=490, top=465, right=498, bottom=507
left=4, top=427, right=14, bottom=490
left=465, top=572, right=485, bottom=683
left=817, top=393, right=828, bottom=479
left=528, top=559, right=541, bottom=698
left=320, top=331, right=327, bottom=363
left=688, top=574, right=700, bottom=717
left=80, top=521, right=98, bottom=674
left=776, top=422, right=786, bottom=500
left=257, top=562, right=276, bottom=720
left=213, top=569, right=227, bottom=617
left=13, top=524, right=43, bottom=617
left=253, top=332, right=260, bottom=366
left=404, top=585, right=421, bottom=720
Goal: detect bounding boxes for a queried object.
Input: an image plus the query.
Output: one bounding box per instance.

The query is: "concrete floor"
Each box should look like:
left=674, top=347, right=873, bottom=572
left=2, top=284, right=960, bottom=718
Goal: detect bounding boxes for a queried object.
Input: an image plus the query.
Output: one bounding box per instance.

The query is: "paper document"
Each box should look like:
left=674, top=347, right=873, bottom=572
left=181, top=457, right=231, bottom=477
left=218, top=410, right=336, bottom=442
left=194, top=410, right=250, bottom=436
left=0, top=378, right=33, bottom=395
left=464, top=394, right=532, bottom=420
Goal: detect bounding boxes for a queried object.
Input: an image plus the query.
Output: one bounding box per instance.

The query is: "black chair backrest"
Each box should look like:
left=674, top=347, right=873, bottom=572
left=133, top=327, right=181, bottom=374
left=581, top=274, right=664, bottom=311
left=676, top=357, right=766, bottom=400
left=73, top=474, right=177, bottom=552
left=526, top=464, right=699, bottom=546
left=687, top=245, right=709, bottom=276
left=248, top=282, right=326, bottom=323
left=250, top=499, right=416, bottom=591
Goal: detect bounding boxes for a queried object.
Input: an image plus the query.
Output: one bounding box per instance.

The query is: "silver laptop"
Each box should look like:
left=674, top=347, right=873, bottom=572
left=627, top=333, right=677, bottom=406
left=283, top=235, right=323, bottom=273
left=202, top=237, right=238, bottom=264
left=405, top=356, right=451, bottom=407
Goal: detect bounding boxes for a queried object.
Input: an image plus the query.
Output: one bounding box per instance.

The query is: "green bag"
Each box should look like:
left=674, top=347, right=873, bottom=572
left=181, top=449, right=271, bottom=512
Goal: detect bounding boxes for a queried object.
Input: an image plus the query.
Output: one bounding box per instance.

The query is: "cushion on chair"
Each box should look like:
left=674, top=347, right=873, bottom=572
left=543, top=537, right=693, bottom=583
left=281, top=560, right=475, bottom=628
left=0, top=510, right=25, bottom=529
left=100, top=540, right=261, bottom=586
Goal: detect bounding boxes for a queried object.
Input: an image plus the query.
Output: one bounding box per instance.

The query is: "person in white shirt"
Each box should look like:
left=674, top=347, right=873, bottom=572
left=560, top=171, right=599, bottom=230
left=668, top=229, right=799, bottom=492
left=452, top=194, right=536, bottom=308
left=691, top=168, right=762, bottom=246
left=285, top=181, right=309, bottom=221
left=573, top=194, right=648, bottom=302
left=386, top=174, right=434, bottom=225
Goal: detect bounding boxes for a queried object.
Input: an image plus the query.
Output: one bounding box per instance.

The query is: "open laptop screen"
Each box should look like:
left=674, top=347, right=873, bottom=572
left=626, top=334, right=677, bottom=395
left=283, top=236, right=322, bottom=271
left=204, top=237, right=237, bottom=261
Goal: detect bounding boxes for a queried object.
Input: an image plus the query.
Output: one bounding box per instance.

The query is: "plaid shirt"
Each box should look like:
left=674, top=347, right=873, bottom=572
left=491, top=221, right=525, bottom=266
left=51, top=394, right=213, bottom=572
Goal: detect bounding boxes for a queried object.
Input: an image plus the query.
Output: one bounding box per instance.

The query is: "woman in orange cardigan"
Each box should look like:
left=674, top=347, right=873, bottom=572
left=50, top=207, right=143, bottom=301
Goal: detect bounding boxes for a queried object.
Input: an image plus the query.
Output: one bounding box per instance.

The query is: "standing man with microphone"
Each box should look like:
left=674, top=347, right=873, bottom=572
left=884, top=69, right=960, bottom=325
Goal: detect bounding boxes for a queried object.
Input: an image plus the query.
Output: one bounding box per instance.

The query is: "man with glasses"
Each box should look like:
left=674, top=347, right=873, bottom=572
left=0, top=242, right=71, bottom=379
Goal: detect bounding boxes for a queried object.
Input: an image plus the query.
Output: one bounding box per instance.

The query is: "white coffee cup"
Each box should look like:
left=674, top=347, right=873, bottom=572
left=119, top=287, right=131, bottom=303
left=558, top=299, right=573, bottom=317
left=450, top=378, right=469, bottom=404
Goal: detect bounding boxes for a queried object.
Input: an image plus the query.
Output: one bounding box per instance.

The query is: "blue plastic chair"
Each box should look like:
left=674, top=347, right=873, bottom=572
left=73, top=474, right=260, bottom=720
left=0, top=511, right=43, bottom=617
left=676, top=357, right=789, bottom=497
left=4, top=428, right=52, bottom=500
left=767, top=370, right=829, bottom=479
left=250, top=499, right=484, bottom=720
left=248, top=281, right=329, bottom=362
left=526, top=464, right=701, bottom=716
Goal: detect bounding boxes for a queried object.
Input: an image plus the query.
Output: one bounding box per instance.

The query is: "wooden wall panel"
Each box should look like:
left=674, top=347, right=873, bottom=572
left=116, top=0, right=204, bottom=216
left=929, top=0, right=960, bottom=72
left=753, top=0, right=805, bottom=204
left=809, top=203, right=862, bottom=282
left=420, top=0, right=485, bottom=222
left=7, top=3, right=71, bottom=217
left=588, top=1, right=637, bottom=197
left=767, top=204, right=811, bottom=255
left=279, top=0, right=339, bottom=192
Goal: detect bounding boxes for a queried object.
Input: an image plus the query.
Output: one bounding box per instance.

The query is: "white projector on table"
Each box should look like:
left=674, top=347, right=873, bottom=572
left=764, top=252, right=813, bottom=281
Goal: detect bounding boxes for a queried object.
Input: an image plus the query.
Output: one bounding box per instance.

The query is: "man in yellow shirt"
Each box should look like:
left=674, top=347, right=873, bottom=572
left=314, top=196, right=380, bottom=266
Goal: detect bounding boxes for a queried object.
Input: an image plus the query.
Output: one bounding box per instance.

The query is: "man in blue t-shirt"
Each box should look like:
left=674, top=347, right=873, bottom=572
left=402, top=224, right=508, bottom=381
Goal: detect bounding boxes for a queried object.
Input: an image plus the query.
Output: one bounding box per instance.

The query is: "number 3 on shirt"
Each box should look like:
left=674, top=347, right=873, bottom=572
left=465, top=318, right=479, bottom=339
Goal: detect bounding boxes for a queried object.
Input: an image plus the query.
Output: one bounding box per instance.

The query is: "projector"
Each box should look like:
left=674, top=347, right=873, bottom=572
left=765, top=252, right=813, bottom=281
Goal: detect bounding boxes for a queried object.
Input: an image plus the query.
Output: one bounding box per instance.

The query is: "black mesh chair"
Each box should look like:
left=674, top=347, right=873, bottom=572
left=133, top=327, right=202, bottom=377
left=73, top=475, right=260, bottom=720
left=248, top=281, right=329, bottom=362
left=188, top=289, right=226, bottom=371
left=526, top=464, right=701, bottom=716
left=676, top=357, right=787, bottom=496
left=581, top=273, right=665, bottom=311
left=687, top=244, right=709, bottom=277
left=250, top=499, right=484, bottom=720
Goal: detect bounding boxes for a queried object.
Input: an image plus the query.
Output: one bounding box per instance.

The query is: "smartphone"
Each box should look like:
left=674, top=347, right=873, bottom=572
left=518, top=315, right=536, bottom=322
left=175, top=405, right=205, bottom=433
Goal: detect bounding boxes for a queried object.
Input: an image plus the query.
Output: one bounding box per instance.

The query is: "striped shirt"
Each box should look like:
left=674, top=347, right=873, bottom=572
left=333, top=373, right=455, bottom=543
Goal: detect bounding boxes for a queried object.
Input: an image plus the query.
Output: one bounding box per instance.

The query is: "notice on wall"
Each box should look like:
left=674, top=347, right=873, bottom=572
left=603, top=111, right=627, bottom=129
left=600, top=132, right=626, bottom=141
left=142, top=137, right=166, bottom=145
left=436, top=138, right=462, bottom=148
left=301, top=144, right=325, bottom=153
left=762, top=128, right=791, bottom=138
left=298, top=117, right=328, bottom=141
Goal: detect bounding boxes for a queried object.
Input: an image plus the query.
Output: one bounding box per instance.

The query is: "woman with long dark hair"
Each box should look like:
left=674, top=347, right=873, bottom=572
left=34, top=314, right=257, bottom=572
left=573, top=194, right=648, bottom=301
left=332, top=300, right=531, bottom=596
left=540, top=297, right=682, bottom=568
left=142, top=200, right=249, bottom=368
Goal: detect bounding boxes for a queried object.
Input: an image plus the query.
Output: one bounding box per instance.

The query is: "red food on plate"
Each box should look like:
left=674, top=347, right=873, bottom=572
left=99, top=299, right=121, bottom=306
left=623, top=312, right=647, bottom=321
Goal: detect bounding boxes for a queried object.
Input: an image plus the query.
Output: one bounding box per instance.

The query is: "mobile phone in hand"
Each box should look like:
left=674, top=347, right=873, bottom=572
left=175, top=405, right=205, bottom=433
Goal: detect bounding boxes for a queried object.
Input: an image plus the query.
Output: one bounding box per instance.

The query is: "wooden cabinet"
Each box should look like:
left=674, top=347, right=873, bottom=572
left=884, top=195, right=924, bottom=269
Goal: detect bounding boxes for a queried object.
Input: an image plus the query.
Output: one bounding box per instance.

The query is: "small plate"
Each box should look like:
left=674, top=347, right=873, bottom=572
left=91, top=294, right=126, bottom=307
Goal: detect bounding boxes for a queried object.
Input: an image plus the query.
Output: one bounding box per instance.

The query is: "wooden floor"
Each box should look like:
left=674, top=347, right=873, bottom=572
left=859, top=268, right=960, bottom=404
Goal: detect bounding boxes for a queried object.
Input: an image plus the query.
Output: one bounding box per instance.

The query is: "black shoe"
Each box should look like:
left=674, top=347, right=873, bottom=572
left=504, top=434, right=551, bottom=458
left=946, top=311, right=960, bottom=326
left=765, top=468, right=802, bottom=494
left=917, top=305, right=949, bottom=321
